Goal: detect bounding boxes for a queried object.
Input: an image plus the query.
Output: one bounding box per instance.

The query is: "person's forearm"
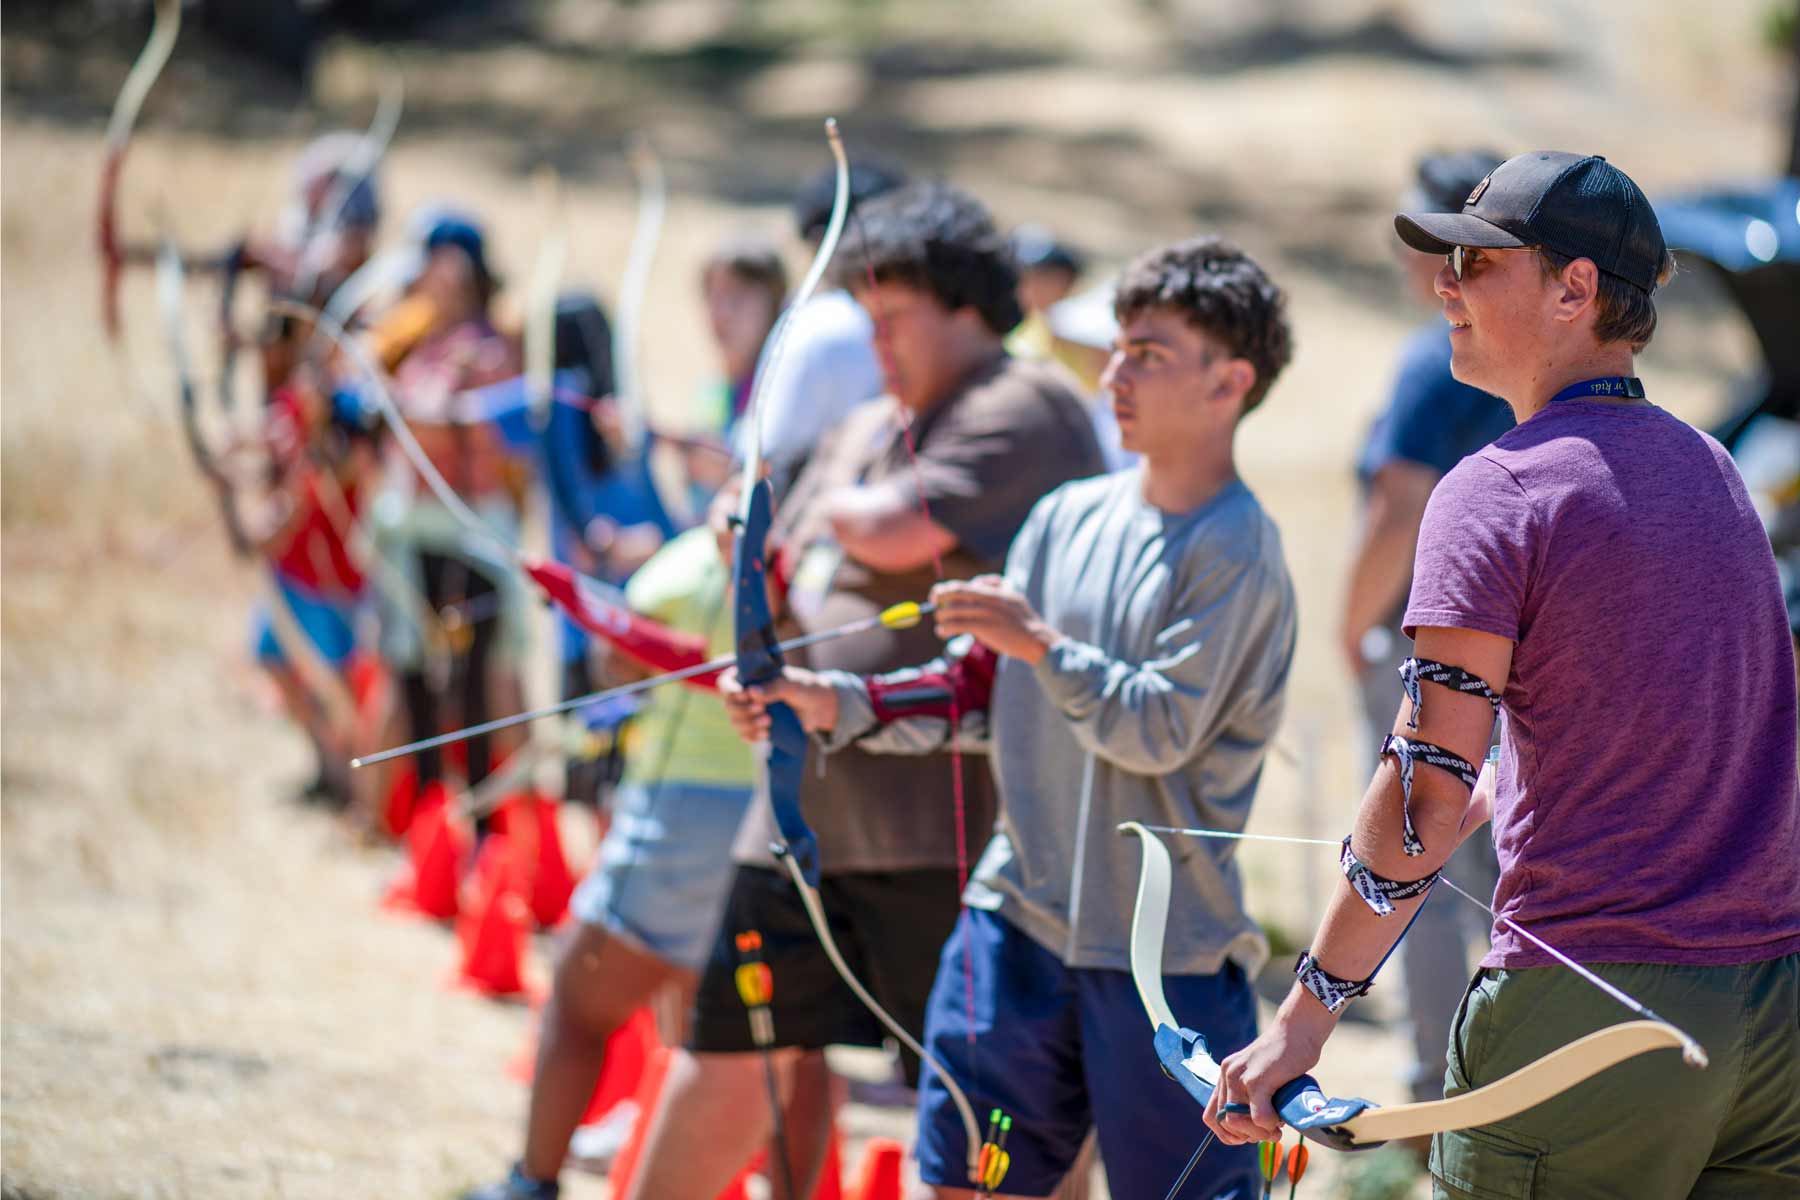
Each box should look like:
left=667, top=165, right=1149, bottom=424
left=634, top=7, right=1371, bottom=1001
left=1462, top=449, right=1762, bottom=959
left=818, top=478, right=959, bottom=573
left=1274, top=763, right=1474, bottom=1025
left=1341, top=520, right=1417, bottom=654
left=1341, top=464, right=1436, bottom=660
left=831, top=507, right=955, bottom=574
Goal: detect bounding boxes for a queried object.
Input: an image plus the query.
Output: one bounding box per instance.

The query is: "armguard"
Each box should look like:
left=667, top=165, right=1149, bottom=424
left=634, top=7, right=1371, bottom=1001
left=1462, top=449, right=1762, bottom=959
left=1400, top=656, right=1500, bottom=731
left=1379, top=733, right=1480, bottom=856
left=866, top=639, right=998, bottom=739
left=1339, top=836, right=1439, bottom=917
left=1295, top=951, right=1375, bottom=1014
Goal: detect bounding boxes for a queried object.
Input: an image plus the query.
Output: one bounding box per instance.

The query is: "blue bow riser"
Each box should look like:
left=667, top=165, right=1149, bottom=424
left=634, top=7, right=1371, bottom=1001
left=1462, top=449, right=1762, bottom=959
left=1153, top=1024, right=1381, bottom=1153
left=732, top=476, right=822, bottom=887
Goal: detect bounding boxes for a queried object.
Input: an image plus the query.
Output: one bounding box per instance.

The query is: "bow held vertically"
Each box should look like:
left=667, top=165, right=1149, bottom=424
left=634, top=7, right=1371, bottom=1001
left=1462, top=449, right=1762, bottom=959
left=729, top=118, right=850, bottom=888
left=1118, top=821, right=1699, bottom=1159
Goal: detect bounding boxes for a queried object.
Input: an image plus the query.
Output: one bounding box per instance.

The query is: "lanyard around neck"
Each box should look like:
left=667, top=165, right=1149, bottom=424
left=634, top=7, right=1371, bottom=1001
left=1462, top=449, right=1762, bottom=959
left=1548, top=376, right=1645, bottom=404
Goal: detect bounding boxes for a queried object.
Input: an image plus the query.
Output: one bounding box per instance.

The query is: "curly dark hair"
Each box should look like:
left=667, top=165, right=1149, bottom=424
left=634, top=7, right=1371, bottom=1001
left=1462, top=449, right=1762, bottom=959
left=835, top=182, right=1023, bottom=336
left=1113, top=236, right=1294, bottom=414
left=793, top=160, right=907, bottom=243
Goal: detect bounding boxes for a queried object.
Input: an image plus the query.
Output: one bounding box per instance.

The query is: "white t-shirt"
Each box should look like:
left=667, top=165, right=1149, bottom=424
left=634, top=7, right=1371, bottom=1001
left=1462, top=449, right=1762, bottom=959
left=738, top=289, right=883, bottom=469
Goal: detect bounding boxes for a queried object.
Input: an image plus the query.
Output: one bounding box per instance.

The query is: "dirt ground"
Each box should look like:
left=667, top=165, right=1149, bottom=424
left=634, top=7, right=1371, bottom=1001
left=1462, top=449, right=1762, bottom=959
left=2, top=1, right=1788, bottom=1197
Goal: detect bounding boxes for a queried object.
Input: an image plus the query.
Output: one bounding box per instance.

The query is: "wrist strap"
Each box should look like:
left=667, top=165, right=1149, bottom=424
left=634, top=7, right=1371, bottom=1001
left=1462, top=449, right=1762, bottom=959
left=1400, top=656, right=1500, bottom=731
left=1339, top=836, right=1439, bottom=917
left=1379, top=733, right=1479, bottom=856
left=1294, top=951, right=1373, bottom=1014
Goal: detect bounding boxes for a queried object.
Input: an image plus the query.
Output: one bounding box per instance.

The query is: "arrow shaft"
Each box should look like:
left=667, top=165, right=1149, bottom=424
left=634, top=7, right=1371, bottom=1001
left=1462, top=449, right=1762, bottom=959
left=351, top=602, right=936, bottom=768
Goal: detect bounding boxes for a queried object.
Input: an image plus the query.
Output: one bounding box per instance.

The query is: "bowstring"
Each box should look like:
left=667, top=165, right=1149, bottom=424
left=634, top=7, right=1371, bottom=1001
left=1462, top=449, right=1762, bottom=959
left=1148, top=823, right=1709, bottom=1065
left=1163, top=1130, right=1216, bottom=1200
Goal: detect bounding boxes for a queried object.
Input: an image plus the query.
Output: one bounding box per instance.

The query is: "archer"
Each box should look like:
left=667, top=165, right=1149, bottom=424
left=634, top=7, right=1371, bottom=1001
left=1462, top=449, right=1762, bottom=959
left=722, top=237, right=1301, bottom=1199
left=1207, top=152, right=1800, bottom=1197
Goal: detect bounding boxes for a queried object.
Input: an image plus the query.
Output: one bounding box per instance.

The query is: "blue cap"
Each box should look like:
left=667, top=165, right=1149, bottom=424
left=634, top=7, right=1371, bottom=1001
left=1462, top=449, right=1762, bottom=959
left=424, top=216, right=490, bottom=282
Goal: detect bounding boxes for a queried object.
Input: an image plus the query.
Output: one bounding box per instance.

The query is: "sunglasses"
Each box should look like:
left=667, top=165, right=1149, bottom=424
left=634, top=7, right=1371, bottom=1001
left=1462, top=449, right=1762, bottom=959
left=1447, top=244, right=1551, bottom=280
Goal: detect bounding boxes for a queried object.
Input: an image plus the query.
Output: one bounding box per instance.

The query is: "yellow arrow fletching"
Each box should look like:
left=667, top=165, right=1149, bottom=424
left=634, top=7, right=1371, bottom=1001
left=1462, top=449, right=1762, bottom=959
left=983, top=1149, right=1009, bottom=1189
left=734, top=962, right=773, bottom=1008
left=878, top=601, right=924, bottom=630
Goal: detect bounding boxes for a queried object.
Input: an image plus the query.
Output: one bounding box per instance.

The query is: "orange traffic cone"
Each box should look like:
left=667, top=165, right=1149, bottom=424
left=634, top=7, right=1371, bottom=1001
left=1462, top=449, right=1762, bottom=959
left=716, top=1160, right=757, bottom=1200
left=737, top=1120, right=847, bottom=1200
left=456, top=835, right=509, bottom=958
left=846, top=1137, right=905, bottom=1200
left=381, top=766, right=418, bottom=838
left=381, top=788, right=464, bottom=919
left=509, top=1001, right=661, bottom=1095
left=528, top=794, right=575, bottom=928
left=581, top=1006, right=661, bottom=1122
left=505, top=1017, right=538, bottom=1084
left=454, top=846, right=534, bottom=1000
left=602, top=1043, right=675, bottom=1198
left=815, top=1130, right=844, bottom=1200
left=605, top=1040, right=847, bottom=1200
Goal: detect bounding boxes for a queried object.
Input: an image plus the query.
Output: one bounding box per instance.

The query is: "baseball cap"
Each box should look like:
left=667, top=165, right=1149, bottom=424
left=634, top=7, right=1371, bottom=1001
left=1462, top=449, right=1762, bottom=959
left=422, top=213, right=499, bottom=294
left=1011, top=224, right=1084, bottom=275
left=1395, top=151, right=1667, bottom=291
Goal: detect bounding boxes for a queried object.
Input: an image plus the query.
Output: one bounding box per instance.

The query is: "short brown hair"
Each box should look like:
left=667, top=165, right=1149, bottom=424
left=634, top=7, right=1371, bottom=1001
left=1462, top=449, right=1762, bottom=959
left=703, top=235, right=788, bottom=316
left=1537, top=247, right=1678, bottom=351
left=1113, top=236, right=1293, bottom=414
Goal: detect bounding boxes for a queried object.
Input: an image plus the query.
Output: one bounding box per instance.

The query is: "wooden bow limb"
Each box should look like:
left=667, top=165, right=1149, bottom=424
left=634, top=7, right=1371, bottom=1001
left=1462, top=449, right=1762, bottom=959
left=612, top=135, right=666, bottom=460
left=1119, top=821, right=1704, bottom=1157
left=99, top=0, right=181, bottom=339
left=288, top=72, right=404, bottom=307
left=158, top=233, right=363, bottom=741
left=523, top=165, right=567, bottom=437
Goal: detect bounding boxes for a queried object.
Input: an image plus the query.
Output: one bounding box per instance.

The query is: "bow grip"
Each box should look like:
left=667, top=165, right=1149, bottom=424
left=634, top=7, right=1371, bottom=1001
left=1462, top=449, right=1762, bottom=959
left=733, top=477, right=821, bottom=886
left=764, top=702, right=818, bottom=885
left=1154, top=1024, right=1378, bottom=1153
left=1275, top=1077, right=1378, bottom=1152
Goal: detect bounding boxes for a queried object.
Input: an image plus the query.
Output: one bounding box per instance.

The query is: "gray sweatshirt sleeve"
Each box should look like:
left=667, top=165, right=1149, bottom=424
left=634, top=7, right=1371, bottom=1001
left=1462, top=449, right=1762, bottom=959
left=1029, top=557, right=1290, bottom=775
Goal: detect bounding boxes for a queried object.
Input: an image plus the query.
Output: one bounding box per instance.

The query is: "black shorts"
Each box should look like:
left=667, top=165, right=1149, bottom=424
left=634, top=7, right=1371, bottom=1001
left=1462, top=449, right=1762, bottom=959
left=688, top=864, right=963, bottom=1086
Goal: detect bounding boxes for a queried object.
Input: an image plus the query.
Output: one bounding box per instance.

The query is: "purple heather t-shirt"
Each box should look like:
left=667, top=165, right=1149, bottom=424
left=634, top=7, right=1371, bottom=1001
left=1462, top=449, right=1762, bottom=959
left=1404, top=397, right=1800, bottom=970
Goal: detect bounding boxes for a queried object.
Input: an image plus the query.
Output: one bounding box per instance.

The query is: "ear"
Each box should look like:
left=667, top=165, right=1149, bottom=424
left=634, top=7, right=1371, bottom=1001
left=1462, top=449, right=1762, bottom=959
left=1215, top=357, right=1257, bottom=409
left=1549, top=256, right=1601, bottom=328
left=951, top=303, right=991, bottom=335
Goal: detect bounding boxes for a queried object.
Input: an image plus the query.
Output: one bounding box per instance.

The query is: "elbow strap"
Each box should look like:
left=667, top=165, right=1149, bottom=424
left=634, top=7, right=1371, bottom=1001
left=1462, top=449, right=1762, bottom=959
left=1379, top=733, right=1479, bottom=857
left=1294, top=951, right=1374, bottom=1014
left=1339, top=836, right=1439, bottom=917
left=1400, top=656, right=1500, bottom=731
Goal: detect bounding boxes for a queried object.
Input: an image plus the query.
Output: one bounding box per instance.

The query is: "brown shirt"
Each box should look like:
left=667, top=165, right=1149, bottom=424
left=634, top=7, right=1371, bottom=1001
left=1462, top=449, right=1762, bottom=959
left=732, top=354, right=1106, bottom=873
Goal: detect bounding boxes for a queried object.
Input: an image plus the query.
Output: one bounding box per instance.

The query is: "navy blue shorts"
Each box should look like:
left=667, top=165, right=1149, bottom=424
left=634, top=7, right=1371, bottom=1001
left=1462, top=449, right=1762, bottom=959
left=915, top=908, right=1258, bottom=1199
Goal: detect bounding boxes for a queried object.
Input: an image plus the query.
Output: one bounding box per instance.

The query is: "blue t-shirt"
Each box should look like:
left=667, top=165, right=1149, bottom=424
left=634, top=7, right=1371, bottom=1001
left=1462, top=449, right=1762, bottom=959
left=474, top=372, right=679, bottom=662
left=1356, top=326, right=1514, bottom=485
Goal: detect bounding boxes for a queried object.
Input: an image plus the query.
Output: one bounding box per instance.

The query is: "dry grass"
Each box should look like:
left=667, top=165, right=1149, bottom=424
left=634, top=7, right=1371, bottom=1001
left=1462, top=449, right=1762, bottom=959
left=3, top=1, right=1784, bottom=1196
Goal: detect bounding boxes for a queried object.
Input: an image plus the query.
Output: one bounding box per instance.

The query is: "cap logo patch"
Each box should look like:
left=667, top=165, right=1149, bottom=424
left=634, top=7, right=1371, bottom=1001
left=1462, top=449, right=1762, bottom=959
left=1465, top=174, right=1492, bottom=206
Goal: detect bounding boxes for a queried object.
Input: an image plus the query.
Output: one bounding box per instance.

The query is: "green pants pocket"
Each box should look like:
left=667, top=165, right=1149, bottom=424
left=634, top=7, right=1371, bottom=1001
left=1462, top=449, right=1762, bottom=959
left=1432, top=1124, right=1544, bottom=1199
left=1446, top=968, right=1500, bottom=1093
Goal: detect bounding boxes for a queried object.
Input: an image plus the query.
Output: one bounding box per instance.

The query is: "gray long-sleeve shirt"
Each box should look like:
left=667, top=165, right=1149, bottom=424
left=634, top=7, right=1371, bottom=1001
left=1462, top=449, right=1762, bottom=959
left=821, top=469, right=1297, bottom=975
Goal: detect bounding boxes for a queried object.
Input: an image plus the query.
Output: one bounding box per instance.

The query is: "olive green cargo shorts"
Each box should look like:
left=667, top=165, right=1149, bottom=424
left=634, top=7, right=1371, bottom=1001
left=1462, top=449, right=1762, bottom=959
left=1431, top=953, right=1800, bottom=1199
